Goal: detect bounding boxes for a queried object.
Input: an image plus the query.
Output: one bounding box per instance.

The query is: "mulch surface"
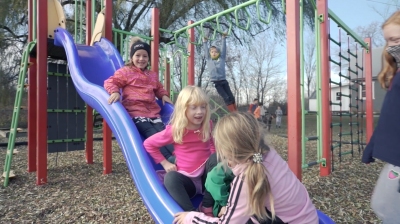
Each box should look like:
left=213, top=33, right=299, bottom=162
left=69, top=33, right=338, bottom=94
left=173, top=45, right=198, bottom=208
left=0, top=133, right=382, bottom=224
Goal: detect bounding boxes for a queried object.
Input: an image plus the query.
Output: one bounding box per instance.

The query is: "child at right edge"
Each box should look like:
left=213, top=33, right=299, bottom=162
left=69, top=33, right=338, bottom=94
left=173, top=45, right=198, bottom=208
left=362, top=10, right=400, bottom=224
left=174, top=112, right=318, bottom=224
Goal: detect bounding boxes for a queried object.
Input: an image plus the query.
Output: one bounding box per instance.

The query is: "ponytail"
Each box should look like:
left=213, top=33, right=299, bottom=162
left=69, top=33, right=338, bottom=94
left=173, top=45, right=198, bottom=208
left=244, top=158, right=274, bottom=221
left=244, top=139, right=275, bottom=221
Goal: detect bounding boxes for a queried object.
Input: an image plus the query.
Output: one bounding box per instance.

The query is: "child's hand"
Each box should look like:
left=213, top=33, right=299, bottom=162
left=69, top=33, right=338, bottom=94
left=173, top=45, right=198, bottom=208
left=173, top=212, right=190, bottom=224
left=108, top=92, right=120, bottom=104
left=162, top=95, right=173, bottom=105
left=160, top=160, right=177, bottom=172
left=218, top=206, right=227, bottom=217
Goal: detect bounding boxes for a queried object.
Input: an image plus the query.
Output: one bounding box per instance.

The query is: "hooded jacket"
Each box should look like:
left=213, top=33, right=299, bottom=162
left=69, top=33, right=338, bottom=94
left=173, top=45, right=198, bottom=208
left=203, top=38, right=227, bottom=81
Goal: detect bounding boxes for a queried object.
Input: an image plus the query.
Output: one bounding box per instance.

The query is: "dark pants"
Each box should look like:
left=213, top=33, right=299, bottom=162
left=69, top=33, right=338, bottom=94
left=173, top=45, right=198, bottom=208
left=135, top=121, right=174, bottom=161
left=213, top=80, right=235, bottom=105
left=164, top=153, right=218, bottom=211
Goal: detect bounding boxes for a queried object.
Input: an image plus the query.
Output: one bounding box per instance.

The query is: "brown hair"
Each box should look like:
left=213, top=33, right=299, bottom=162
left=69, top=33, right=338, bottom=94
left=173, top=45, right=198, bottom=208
left=378, top=11, right=400, bottom=89
left=213, top=112, right=274, bottom=221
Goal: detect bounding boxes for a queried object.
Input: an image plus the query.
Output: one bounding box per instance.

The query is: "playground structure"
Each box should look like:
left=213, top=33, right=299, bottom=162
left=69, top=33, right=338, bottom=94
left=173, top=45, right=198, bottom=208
left=1, top=0, right=376, bottom=223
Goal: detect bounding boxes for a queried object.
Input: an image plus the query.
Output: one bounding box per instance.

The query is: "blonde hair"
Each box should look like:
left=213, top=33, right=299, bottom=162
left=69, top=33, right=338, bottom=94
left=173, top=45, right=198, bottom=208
left=169, top=86, right=211, bottom=144
left=213, top=112, right=274, bottom=221
left=378, top=11, right=400, bottom=89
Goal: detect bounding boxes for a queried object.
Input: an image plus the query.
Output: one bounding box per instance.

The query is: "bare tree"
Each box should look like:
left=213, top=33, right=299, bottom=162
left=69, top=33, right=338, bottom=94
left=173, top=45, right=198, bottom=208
left=247, top=37, right=283, bottom=104
left=354, top=21, right=385, bottom=48
left=304, top=32, right=316, bottom=98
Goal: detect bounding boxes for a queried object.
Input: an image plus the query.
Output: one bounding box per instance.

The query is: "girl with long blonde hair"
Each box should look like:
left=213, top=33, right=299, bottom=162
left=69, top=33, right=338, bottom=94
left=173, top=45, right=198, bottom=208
left=144, top=86, right=216, bottom=212
left=174, top=112, right=318, bottom=224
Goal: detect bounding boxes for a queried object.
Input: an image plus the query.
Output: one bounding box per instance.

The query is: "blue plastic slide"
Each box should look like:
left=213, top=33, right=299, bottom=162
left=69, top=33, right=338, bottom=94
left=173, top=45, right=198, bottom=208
left=53, top=27, right=335, bottom=224
left=54, top=27, right=182, bottom=223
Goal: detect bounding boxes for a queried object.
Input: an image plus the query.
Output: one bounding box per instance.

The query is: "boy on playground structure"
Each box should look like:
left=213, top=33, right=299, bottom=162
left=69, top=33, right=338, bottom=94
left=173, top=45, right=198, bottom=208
left=362, top=10, right=400, bottom=223
left=174, top=112, right=318, bottom=224
left=104, top=37, right=175, bottom=163
left=144, top=86, right=216, bottom=213
left=203, top=32, right=237, bottom=112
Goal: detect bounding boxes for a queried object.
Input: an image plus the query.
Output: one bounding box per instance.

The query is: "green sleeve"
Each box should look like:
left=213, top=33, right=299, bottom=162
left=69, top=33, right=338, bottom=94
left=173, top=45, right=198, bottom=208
left=205, top=163, right=233, bottom=205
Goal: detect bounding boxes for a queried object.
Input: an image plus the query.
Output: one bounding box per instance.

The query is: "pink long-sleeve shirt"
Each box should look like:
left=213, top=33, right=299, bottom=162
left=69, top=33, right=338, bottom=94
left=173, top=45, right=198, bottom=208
left=184, top=149, right=319, bottom=224
left=104, top=66, right=168, bottom=118
left=143, top=124, right=215, bottom=174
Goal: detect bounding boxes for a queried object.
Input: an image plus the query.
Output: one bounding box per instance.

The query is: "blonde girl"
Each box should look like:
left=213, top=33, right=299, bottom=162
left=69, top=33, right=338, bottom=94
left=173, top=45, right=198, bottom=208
left=174, top=112, right=318, bottom=224
left=144, top=86, right=216, bottom=212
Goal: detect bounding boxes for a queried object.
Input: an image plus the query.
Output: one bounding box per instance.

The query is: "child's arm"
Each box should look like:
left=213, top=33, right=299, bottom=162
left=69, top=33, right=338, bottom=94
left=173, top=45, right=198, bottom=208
left=205, top=164, right=233, bottom=209
left=143, top=126, right=175, bottom=164
left=178, top=174, right=252, bottom=223
left=203, top=37, right=210, bottom=59
left=104, top=68, right=128, bottom=94
left=104, top=68, right=129, bottom=104
left=220, top=34, right=227, bottom=60
left=155, top=83, right=173, bottom=105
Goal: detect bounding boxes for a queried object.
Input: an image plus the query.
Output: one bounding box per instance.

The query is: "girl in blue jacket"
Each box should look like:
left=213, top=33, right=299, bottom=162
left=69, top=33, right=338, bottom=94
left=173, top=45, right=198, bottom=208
left=362, top=10, right=400, bottom=223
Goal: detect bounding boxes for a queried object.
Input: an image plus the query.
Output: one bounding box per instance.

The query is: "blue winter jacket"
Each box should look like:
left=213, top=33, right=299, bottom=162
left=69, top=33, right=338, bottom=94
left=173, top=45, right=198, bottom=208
left=203, top=38, right=227, bottom=82
left=362, top=71, right=400, bottom=167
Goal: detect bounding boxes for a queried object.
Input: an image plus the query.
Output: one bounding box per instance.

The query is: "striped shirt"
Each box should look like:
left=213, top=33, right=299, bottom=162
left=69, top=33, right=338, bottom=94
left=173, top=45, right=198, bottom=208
left=183, top=149, right=318, bottom=224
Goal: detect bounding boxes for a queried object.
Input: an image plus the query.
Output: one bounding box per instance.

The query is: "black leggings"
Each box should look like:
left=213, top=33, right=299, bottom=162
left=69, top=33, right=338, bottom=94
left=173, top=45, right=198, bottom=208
left=164, top=153, right=217, bottom=211
left=135, top=120, right=174, bottom=160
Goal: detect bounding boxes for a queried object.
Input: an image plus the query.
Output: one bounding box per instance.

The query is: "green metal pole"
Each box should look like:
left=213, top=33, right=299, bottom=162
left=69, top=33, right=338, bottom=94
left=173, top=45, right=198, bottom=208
left=33, top=0, right=37, bottom=40
left=92, top=0, right=95, bottom=32
left=80, top=0, right=83, bottom=44
left=173, top=0, right=258, bottom=35
left=316, top=11, right=323, bottom=164
left=74, top=0, right=78, bottom=41
left=300, top=0, right=306, bottom=168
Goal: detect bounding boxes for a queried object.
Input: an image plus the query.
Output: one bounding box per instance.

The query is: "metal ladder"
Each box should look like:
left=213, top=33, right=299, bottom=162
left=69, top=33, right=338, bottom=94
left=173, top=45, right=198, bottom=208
left=3, top=41, right=36, bottom=187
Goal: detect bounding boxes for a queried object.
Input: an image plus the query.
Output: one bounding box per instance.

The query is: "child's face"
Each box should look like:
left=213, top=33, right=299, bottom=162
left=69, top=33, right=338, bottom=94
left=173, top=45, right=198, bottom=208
left=132, top=49, right=149, bottom=69
left=209, top=48, right=219, bottom=59
left=185, top=103, right=207, bottom=129
left=384, top=23, right=400, bottom=46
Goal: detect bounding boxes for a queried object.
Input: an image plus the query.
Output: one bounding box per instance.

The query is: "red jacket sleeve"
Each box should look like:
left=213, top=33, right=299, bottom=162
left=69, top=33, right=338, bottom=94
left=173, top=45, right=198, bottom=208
left=104, top=67, right=129, bottom=94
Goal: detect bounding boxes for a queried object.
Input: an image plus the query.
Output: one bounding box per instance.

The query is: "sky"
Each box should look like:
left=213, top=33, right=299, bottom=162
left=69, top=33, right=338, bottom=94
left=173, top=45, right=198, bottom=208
left=328, top=0, right=390, bottom=29
left=327, top=0, right=393, bottom=81
left=274, top=0, right=395, bottom=83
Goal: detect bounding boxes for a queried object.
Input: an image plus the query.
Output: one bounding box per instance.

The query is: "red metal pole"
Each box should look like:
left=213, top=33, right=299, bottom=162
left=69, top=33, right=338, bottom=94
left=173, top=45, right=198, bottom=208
left=318, top=0, right=332, bottom=176
left=187, top=20, right=195, bottom=86
left=85, top=0, right=94, bottom=164
left=164, top=58, right=171, bottom=93
left=36, top=0, right=48, bottom=185
left=364, top=38, right=373, bottom=143
left=27, top=0, right=37, bottom=172
left=151, top=7, right=160, bottom=74
left=286, top=0, right=302, bottom=180
left=102, top=0, right=113, bottom=174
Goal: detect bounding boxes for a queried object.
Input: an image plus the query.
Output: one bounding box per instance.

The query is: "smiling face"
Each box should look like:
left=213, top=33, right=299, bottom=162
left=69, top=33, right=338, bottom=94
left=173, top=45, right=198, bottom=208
left=185, top=103, right=207, bottom=130
left=384, top=23, right=400, bottom=46
left=132, top=49, right=149, bottom=69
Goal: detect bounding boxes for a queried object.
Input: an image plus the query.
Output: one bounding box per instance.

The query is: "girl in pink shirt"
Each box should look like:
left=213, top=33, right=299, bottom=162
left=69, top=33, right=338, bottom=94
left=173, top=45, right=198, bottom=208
left=174, top=112, right=318, bottom=224
left=104, top=37, right=174, bottom=162
left=144, top=86, right=216, bottom=212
